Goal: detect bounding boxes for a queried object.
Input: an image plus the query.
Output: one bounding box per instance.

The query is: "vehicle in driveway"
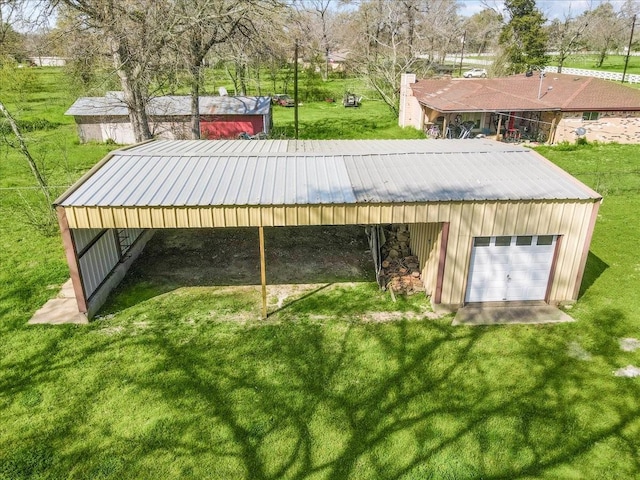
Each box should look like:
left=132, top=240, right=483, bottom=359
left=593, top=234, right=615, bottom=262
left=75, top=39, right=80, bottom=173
left=272, top=94, right=295, bottom=107
left=463, top=68, right=487, bottom=78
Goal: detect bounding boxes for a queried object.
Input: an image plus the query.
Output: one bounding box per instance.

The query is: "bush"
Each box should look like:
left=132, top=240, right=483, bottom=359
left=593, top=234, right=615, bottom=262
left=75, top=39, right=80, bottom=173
left=0, top=118, right=60, bottom=135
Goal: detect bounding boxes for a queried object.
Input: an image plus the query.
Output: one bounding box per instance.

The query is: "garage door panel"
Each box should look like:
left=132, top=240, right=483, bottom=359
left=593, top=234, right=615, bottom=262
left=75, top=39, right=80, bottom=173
left=473, top=254, right=510, bottom=266
left=466, top=235, right=556, bottom=303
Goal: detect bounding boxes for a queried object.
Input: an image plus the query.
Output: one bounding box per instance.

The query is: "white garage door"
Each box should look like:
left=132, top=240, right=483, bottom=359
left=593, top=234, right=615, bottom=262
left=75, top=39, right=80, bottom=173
left=465, top=235, right=557, bottom=303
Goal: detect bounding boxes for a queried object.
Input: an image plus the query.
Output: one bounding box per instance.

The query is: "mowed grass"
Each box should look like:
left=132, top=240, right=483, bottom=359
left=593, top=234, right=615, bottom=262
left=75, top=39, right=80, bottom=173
left=1, top=68, right=640, bottom=479
left=272, top=100, right=425, bottom=140
left=558, top=54, right=640, bottom=75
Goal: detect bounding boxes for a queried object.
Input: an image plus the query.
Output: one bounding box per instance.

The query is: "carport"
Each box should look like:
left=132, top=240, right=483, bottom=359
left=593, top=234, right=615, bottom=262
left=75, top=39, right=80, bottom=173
left=54, top=139, right=601, bottom=320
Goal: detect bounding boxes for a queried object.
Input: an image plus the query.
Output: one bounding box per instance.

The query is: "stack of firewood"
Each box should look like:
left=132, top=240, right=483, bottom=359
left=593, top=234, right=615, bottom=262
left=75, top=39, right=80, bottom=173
left=379, top=225, right=424, bottom=295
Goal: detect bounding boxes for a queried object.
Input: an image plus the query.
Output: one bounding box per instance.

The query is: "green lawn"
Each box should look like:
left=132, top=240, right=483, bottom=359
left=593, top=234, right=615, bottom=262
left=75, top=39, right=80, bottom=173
left=557, top=54, right=640, bottom=75
left=1, top=69, right=640, bottom=479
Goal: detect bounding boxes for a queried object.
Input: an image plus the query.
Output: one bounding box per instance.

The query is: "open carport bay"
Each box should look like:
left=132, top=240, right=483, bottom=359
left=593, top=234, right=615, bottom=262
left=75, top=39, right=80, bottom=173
left=118, top=225, right=376, bottom=290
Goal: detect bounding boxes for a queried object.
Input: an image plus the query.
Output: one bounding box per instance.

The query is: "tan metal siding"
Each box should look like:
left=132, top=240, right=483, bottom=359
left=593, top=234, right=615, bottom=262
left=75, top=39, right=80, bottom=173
left=436, top=200, right=597, bottom=306
left=408, top=223, right=441, bottom=295
left=62, top=198, right=598, bottom=305
left=442, top=203, right=468, bottom=305
left=550, top=202, right=593, bottom=301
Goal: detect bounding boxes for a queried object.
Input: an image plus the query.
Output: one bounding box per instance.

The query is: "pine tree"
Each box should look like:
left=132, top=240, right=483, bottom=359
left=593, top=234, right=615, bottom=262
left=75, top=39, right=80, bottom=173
left=499, top=0, right=548, bottom=74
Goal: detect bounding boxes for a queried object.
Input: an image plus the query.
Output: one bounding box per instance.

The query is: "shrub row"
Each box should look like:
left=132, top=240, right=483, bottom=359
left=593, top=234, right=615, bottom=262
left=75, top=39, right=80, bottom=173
left=0, top=118, right=60, bottom=135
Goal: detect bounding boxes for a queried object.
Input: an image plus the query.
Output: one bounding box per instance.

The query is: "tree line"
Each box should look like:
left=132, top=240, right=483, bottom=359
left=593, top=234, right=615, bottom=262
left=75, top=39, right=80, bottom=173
left=1, top=0, right=639, bottom=142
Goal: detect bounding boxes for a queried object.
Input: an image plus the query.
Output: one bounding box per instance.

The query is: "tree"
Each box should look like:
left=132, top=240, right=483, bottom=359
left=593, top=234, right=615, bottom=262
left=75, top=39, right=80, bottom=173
left=339, top=0, right=458, bottom=114
left=547, top=13, right=589, bottom=73
left=170, top=0, right=270, bottom=139
left=343, top=0, right=415, bottom=114
left=580, top=2, right=625, bottom=68
left=463, top=8, right=502, bottom=56
left=55, top=0, right=176, bottom=142
left=498, top=0, right=548, bottom=73
left=0, top=99, right=53, bottom=216
left=306, top=0, right=334, bottom=81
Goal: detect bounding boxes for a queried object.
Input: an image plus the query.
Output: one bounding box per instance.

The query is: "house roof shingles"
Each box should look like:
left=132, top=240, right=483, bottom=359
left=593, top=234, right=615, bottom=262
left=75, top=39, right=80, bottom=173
left=410, top=73, right=640, bottom=113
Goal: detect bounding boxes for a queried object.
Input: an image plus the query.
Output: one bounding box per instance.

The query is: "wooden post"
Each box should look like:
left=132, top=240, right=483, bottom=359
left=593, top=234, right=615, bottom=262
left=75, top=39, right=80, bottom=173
left=294, top=41, right=299, bottom=140
left=548, top=117, right=557, bottom=145
left=496, top=114, right=503, bottom=141
left=442, top=117, right=448, bottom=139
left=259, top=226, right=267, bottom=319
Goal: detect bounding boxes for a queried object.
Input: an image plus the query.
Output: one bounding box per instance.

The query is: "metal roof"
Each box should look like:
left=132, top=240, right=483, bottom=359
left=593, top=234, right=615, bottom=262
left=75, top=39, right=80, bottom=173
left=124, top=138, right=526, bottom=155
left=56, top=139, right=600, bottom=208
left=65, top=96, right=271, bottom=117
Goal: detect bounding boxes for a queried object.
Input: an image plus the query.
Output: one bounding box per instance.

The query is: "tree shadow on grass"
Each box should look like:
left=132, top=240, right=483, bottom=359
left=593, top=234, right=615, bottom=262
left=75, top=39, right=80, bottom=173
left=2, top=303, right=640, bottom=478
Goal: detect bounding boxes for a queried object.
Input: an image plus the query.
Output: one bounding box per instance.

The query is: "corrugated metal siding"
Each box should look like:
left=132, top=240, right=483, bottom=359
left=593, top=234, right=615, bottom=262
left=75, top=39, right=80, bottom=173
left=437, top=200, right=597, bottom=306
left=200, top=115, right=264, bottom=139
left=62, top=199, right=595, bottom=233
left=408, top=223, right=441, bottom=295
left=78, top=231, right=120, bottom=298
left=118, top=228, right=145, bottom=254
left=72, top=228, right=105, bottom=251
left=76, top=119, right=104, bottom=143
left=74, top=227, right=145, bottom=299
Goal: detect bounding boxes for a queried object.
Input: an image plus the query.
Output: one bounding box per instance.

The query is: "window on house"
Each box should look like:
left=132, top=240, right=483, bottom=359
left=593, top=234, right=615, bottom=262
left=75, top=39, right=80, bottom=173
left=582, top=112, right=599, bottom=121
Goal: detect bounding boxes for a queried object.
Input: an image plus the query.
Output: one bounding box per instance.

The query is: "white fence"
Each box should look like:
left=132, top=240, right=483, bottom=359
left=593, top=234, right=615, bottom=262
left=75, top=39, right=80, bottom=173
left=544, top=66, right=640, bottom=84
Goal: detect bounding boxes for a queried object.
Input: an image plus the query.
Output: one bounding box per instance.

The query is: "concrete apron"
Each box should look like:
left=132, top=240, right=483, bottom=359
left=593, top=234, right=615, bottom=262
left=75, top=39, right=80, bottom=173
left=453, top=301, right=575, bottom=326
left=28, top=279, right=88, bottom=325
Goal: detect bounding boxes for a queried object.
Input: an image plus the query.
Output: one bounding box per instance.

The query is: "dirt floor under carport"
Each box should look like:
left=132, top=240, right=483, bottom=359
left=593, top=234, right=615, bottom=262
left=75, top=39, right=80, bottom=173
left=124, top=225, right=376, bottom=289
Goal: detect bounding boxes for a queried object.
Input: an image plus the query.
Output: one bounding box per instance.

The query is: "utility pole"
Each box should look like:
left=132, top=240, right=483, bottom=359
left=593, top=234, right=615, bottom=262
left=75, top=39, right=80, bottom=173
left=294, top=41, right=299, bottom=139
left=458, top=30, right=466, bottom=76
left=622, top=15, right=636, bottom=84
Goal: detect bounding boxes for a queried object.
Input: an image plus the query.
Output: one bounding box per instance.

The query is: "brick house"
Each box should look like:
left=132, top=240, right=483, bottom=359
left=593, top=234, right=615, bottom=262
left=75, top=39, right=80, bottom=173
left=399, top=73, right=640, bottom=144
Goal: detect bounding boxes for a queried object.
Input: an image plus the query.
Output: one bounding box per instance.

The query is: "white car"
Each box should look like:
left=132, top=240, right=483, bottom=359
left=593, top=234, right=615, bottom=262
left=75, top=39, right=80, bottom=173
left=463, top=68, right=487, bottom=78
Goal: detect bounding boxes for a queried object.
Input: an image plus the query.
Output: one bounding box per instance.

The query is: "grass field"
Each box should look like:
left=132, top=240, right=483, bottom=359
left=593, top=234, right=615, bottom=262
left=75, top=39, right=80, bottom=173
left=558, top=54, right=640, bottom=75
left=1, top=68, right=640, bottom=479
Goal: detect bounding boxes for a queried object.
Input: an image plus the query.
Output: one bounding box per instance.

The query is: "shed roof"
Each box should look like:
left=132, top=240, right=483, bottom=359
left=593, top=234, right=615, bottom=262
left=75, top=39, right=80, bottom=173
left=125, top=138, right=547, bottom=155
left=410, top=73, right=640, bottom=112
left=56, top=139, right=600, bottom=209
left=65, top=95, right=271, bottom=117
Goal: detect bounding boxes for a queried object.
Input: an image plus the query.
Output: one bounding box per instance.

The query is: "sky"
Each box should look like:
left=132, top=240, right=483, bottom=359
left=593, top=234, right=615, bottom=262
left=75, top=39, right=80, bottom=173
left=457, top=0, right=636, bottom=20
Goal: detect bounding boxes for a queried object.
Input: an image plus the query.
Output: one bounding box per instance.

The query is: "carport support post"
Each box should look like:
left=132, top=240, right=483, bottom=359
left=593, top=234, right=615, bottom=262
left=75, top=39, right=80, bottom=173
left=259, top=226, right=267, bottom=319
